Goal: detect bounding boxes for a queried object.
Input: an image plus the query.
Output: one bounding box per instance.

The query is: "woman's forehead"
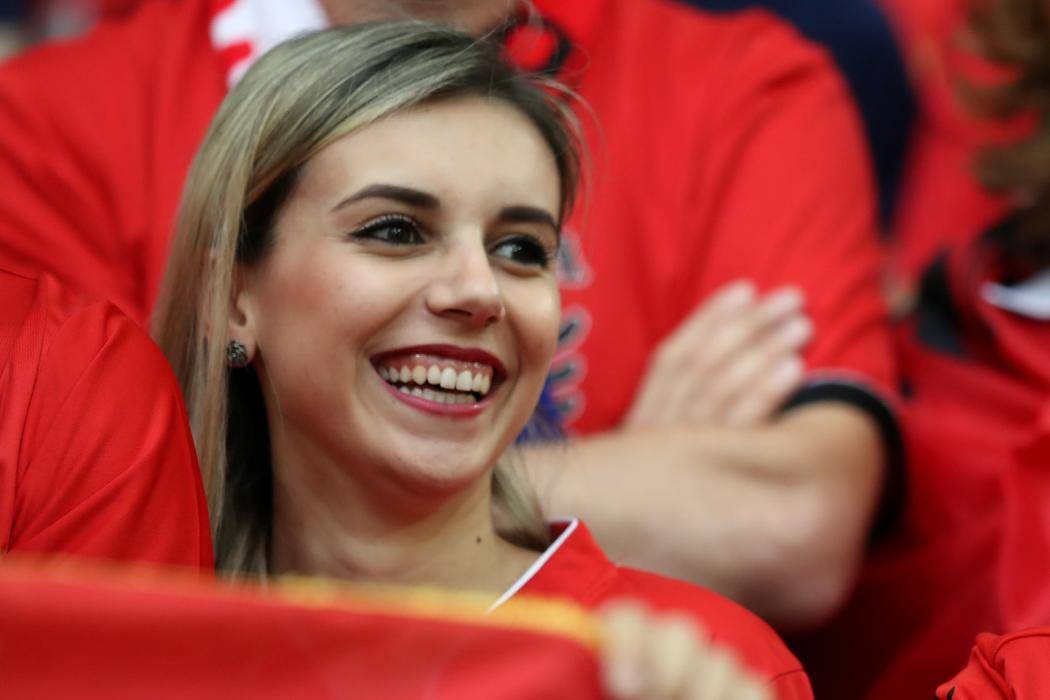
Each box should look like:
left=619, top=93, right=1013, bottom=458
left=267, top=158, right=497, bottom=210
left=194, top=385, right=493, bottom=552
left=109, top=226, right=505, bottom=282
left=296, top=97, right=562, bottom=210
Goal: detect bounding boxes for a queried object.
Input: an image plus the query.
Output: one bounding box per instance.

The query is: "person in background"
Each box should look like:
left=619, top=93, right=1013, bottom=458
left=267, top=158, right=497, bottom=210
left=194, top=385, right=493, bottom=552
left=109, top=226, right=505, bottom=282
left=0, top=0, right=897, bottom=631
left=687, top=0, right=915, bottom=228
left=0, top=266, right=212, bottom=569
left=154, top=21, right=810, bottom=699
left=791, top=0, right=1050, bottom=695
left=879, top=0, right=1028, bottom=288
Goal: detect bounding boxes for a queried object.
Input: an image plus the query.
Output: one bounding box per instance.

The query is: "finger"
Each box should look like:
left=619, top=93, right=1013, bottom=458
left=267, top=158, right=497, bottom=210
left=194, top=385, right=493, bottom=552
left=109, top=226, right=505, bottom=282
left=627, top=282, right=756, bottom=426
left=646, top=291, right=781, bottom=423
left=689, top=288, right=805, bottom=384
left=686, top=646, right=735, bottom=700
left=722, top=356, right=805, bottom=427
left=644, top=614, right=704, bottom=699
left=735, top=678, right=774, bottom=700
left=666, top=289, right=805, bottom=424
left=598, top=603, right=650, bottom=699
left=628, top=285, right=806, bottom=428
left=656, top=280, right=757, bottom=366
left=696, top=316, right=811, bottom=424
left=701, top=316, right=814, bottom=423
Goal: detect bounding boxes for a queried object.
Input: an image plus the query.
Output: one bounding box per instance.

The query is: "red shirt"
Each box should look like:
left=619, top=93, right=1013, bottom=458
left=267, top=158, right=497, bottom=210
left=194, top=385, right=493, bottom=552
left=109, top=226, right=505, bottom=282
left=512, top=520, right=813, bottom=699
left=534, top=0, right=896, bottom=435
left=935, top=629, right=1050, bottom=700
left=791, top=230, right=1050, bottom=697
left=0, top=268, right=212, bottom=568
left=0, top=0, right=897, bottom=437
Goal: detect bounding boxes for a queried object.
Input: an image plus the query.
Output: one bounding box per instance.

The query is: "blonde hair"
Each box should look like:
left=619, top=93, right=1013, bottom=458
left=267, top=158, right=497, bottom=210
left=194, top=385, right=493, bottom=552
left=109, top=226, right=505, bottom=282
left=153, top=21, right=581, bottom=574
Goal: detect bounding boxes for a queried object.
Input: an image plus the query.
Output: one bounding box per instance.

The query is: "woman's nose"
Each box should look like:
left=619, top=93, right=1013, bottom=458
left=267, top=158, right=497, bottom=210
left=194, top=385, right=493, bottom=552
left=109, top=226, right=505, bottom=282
left=424, top=242, right=505, bottom=328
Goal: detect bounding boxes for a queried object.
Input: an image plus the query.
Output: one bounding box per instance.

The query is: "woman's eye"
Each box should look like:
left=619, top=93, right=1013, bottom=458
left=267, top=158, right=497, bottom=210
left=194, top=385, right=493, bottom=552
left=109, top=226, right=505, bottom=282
left=351, top=215, right=424, bottom=245
left=491, top=236, right=553, bottom=268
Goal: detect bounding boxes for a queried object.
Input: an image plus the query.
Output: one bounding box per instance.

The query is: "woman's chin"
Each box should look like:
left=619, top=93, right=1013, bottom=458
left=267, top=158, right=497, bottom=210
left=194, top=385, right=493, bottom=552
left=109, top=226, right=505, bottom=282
left=379, top=443, right=499, bottom=496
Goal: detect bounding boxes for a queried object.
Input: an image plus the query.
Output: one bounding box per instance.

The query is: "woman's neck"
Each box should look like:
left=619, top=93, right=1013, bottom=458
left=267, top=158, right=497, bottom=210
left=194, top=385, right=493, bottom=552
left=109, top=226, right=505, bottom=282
left=267, top=442, right=539, bottom=597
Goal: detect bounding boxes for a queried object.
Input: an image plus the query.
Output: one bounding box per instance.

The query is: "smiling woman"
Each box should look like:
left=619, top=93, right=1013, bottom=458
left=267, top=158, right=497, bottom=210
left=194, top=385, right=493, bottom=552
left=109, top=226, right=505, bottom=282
left=154, top=22, right=579, bottom=575
left=152, top=21, right=809, bottom=699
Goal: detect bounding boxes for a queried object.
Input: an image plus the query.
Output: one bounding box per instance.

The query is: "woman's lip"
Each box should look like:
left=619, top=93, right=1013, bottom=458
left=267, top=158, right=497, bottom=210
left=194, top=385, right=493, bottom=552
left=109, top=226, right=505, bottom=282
left=378, top=376, right=492, bottom=418
left=370, top=344, right=508, bottom=382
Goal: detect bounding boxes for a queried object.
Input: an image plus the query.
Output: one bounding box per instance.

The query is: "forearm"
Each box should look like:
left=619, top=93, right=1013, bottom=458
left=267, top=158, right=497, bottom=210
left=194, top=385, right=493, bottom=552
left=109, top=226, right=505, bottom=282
left=520, top=403, right=883, bottom=629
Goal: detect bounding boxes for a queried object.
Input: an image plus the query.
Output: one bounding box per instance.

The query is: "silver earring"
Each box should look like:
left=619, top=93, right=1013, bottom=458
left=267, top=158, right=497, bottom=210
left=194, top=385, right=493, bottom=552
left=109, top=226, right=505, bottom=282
left=226, top=340, right=249, bottom=368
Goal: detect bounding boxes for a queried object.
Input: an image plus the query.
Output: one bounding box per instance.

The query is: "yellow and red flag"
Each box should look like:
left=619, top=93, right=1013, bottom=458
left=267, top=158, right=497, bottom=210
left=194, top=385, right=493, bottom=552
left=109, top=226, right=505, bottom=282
left=0, top=558, right=602, bottom=699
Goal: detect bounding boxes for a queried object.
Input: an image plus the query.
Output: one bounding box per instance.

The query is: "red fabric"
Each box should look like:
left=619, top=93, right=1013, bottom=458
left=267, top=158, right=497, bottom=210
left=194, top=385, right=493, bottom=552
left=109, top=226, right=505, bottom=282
left=0, top=0, right=896, bottom=434
left=0, top=268, right=212, bottom=569
left=790, top=240, right=1050, bottom=698
left=936, top=629, right=1050, bottom=699
left=0, top=0, right=226, bottom=319
left=535, top=0, right=896, bottom=431
left=520, top=521, right=813, bottom=699
left=0, top=560, right=603, bottom=699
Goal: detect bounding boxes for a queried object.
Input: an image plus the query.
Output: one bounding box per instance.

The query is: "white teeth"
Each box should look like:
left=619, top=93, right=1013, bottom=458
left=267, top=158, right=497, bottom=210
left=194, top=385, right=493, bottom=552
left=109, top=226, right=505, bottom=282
left=422, top=388, right=436, bottom=401
left=455, top=370, right=473, bottom=391
left=411, top=387, right=424, bottom=397
left=398, top=386, right=410, bottom=394
left=381, top=359, right=493, bottom=398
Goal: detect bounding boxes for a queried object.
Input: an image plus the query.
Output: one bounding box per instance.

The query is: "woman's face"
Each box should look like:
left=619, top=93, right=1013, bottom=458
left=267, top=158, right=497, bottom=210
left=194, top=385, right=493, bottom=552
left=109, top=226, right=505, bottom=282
left=235, top=96, right=562, bottom=497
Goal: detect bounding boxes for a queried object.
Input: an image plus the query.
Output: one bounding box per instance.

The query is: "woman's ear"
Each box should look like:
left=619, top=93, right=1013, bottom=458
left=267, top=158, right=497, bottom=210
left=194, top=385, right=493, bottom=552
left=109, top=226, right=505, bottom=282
left=227, top=266, right=259, bottom=365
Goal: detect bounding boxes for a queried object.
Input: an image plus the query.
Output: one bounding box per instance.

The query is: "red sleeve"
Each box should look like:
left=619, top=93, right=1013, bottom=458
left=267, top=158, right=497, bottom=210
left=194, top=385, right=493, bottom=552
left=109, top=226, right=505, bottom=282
left=936, top=630, right=1050, bottom=699
left=0, top=30, right=151, bottom=320
left=0, top=1, right=224, bottom=325
left=8, top=276, right=212, bottom=570
left=685, top=13, right=897, bottom=405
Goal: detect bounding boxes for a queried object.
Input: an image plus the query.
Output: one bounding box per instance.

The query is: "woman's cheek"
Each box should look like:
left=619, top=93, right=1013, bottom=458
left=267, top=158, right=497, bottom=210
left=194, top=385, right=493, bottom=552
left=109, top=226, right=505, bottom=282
left=512, top=278, right=561, bottom=370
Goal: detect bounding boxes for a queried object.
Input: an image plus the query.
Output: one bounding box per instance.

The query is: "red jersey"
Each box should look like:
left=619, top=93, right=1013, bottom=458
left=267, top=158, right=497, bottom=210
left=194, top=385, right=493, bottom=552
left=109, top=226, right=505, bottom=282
left=936, top=629, right=1050, bottom=700
left=791, top=225, right=1050, bottom=697
left=0, top=0, right=897, bottom=439
left=509, top=520, right=813, bottom=699
left=0, top=267, right=212, bottom=568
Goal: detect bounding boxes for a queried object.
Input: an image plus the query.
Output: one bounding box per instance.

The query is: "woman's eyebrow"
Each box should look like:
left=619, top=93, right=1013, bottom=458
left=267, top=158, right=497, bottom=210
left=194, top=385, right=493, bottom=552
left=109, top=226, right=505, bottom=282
left=330, top=183, right=440, bottom=213
left=498, top=205, right=558, bottom=230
